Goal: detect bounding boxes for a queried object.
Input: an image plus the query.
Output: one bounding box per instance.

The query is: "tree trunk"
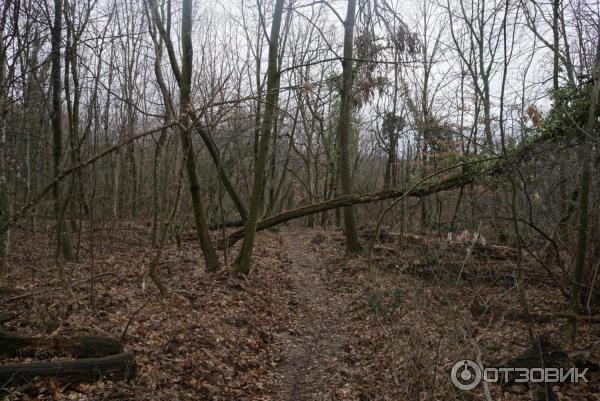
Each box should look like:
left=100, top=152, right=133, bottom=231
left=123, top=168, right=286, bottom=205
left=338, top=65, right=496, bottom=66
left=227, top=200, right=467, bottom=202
left=552, top=0, right=560, bottom=91
left=151, top=131, right=166, bottom=246
left=224, top=164, right=482, bottom=247
left=179, top=0, right=219, bottom=272
left=569, top=36, right=600, bottom=342
left=149, top=157, right=184, bottom=296
left=0, top=331, right=123, bottom=358
left=146, top=0, right=247, bottom=223
left=0, top=4, right=9, bottom=282
left=192, top=123, right=248, bottom=222
left=50, top=0, right=73, bottom=282
left=232, top=0, right=286, bottom=274
left=337, top=0, right=362, bottom=254
left=0, top=352, right=136, bottom=386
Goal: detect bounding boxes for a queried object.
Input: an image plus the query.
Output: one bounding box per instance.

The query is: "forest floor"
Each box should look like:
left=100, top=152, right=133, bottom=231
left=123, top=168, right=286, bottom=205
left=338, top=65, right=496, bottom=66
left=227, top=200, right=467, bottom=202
left=1, top=224, right=599, bottom=400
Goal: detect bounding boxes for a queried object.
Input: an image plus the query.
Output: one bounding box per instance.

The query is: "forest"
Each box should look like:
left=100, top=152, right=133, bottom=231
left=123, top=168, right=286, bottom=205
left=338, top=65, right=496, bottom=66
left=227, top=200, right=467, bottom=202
left=0, top=0, right=599, bottom=399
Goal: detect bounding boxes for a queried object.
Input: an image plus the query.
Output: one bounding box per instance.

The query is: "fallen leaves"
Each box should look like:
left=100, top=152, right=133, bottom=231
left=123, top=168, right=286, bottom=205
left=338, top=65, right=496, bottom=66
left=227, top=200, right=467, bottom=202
left=1, top=226, right=599, bottom=400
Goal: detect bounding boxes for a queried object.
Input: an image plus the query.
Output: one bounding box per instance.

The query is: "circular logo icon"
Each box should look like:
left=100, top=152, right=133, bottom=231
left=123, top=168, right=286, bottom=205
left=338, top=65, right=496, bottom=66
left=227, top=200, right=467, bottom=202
left=451, top=360, right=482, bottom=390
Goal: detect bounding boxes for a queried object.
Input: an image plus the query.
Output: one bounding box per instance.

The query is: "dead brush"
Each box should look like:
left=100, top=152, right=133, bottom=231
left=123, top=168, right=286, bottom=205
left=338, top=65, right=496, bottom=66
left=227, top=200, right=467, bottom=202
left=361, top=231, right=509, bottom=400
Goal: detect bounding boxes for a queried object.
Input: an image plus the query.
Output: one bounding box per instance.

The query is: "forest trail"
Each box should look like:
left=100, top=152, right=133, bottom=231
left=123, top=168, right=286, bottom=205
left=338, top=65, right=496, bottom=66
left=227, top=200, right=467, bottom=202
left=273, top=230, right=355, bottom=400
left=3, top=227, right=599, bottom=400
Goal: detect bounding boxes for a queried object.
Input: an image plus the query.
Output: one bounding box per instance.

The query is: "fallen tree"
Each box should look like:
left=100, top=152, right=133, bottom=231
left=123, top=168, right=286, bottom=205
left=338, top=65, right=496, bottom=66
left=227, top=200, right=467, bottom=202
left=0, top=331, right=122, bottom=358
left=223, top=174, right=473, bottom=247
left=222, top=131, right=570, bottom=247
left=470, top=302, right=600, bottom=324
left=0, top=118, right=569, bottom=241
left=0, top=352, right=136, bottom=386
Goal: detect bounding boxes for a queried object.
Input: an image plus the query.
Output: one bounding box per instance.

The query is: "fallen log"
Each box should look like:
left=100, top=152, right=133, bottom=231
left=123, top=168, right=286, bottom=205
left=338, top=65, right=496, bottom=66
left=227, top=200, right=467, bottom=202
left=470, top=303, right=600, bottom=323
left=208, top=219, right=244, bottom=230
left=222, top=171, right=478, bottom=248
left=362, top=230, right=521, bottom=259
left=0, top=352, right=136, bottom=386
left=0, top=331, right=123, bottom=358
left=469, top=242, right=520, bottom=259
left=222, top=131, right=570, bottom=247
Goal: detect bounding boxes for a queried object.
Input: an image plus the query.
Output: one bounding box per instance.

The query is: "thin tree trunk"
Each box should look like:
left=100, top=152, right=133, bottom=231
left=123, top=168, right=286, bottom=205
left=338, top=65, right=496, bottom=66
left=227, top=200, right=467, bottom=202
left=232, top=0, right=286, bottom=274
left=569, top=36, right=600, bottom=343
left=552, top=0, right=560, bottom=91
left=337, top=0, right=362, bottom=254
left=0, top=1, right=10, bottom=282
left=146, top=0, right=247, bottom=223
left=0, top=79, right=7, bottom=283
left=192, top=123, right=247, bottom=221
left=50, top=0, right=73, bottom=284
left=151, top=131, right=166, bottom=246
left=225, top=157, right=496, bottom=247
left=179, top=0, right=219, bottom=272
left=149, top=161, right=184, bottom=297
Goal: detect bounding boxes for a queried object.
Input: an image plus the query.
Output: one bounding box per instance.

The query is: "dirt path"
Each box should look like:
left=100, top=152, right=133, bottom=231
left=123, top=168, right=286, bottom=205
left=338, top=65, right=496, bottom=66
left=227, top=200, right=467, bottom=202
left=272, top=230, right=355, bottom=400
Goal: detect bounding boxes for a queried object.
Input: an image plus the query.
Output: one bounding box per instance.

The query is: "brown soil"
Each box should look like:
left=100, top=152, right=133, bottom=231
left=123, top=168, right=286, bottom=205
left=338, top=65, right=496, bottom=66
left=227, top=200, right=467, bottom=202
left=272, top=230, right=354, bottom=400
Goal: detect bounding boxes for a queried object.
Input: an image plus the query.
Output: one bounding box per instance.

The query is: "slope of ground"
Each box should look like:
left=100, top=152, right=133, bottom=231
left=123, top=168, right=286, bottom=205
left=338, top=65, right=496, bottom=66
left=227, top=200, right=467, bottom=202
left=1, top=225, right=599, bottom=400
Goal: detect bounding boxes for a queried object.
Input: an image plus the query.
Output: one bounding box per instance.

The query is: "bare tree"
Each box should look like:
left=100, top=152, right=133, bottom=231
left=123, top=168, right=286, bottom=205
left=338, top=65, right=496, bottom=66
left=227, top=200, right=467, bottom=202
left=0, top=0, right=13, bottom=282
left=49, top=0, right=74, bottom=284
left=569, top=33, right=600, bottom=343
left=337, top=0, right=362, bottom=254
left=233, top=0, right=286, bottom=274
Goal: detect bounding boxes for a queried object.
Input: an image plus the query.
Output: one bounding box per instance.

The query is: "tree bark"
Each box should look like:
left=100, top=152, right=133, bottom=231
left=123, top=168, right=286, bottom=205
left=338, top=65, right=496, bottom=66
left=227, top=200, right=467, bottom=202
left=224, top=165, right=481, bottom=247
left=232, top=0, right=286, bottom=275
left=50, top=0, right=73, bottom=281
left=0, top=331, right=123, bottom=358
left=146, top=0, right=247, bottom=223
left=0, top=1, right=9, bottom=282
left=337, top=0, right=362, bottom=254
left=223, top=126, right=562, bottom=247
left=0, top=352, right=136, bottom=386
left=569, top=35, right=600, bottom=342
left=179, top=0, right=219, bottom=272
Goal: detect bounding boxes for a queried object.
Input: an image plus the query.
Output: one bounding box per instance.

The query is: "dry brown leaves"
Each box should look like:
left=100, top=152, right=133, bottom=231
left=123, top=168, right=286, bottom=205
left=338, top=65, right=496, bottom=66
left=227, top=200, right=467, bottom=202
left=1, top=225, right=599, bottom=401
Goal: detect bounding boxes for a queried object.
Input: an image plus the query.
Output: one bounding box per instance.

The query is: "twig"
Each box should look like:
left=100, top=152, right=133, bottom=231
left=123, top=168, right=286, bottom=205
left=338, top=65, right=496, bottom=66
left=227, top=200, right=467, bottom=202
left=120, top=299, right=153, bottom=342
